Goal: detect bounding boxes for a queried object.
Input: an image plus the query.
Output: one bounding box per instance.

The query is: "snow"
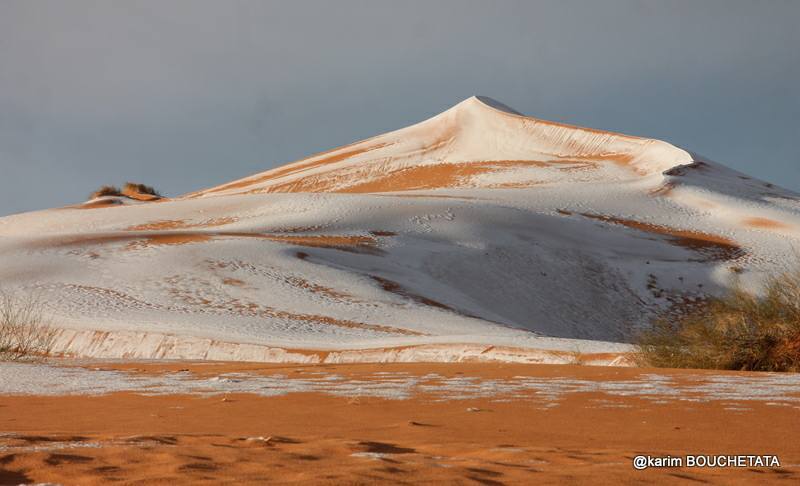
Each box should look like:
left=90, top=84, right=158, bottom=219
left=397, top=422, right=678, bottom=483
left=3, top=362, right=800, bottom=408
left=0, top=96, right=799, bottom=362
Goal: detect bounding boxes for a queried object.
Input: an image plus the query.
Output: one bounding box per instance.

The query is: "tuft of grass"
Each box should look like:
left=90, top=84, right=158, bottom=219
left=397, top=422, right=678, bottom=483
left=0, top=290, right=58, bottom=361
left=88, top=182, right=161, bottom=201
left=635, top=271, right=800, bottom=372
left=122, top=182, right=160, bottom=197
left=90, top=185, right=121, bottom=199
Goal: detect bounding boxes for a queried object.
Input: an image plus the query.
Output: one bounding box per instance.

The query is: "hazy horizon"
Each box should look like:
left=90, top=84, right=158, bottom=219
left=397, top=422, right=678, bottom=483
left=1, top=0, right=798, bottom=216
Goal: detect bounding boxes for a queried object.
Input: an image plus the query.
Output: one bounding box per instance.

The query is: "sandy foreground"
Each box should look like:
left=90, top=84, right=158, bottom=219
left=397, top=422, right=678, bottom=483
left=1, top=361, right=799, bottom=485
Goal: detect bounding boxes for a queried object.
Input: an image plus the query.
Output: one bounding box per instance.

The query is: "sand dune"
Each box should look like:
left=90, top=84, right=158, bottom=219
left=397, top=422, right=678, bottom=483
left=1, top=96, right=799, bottom=361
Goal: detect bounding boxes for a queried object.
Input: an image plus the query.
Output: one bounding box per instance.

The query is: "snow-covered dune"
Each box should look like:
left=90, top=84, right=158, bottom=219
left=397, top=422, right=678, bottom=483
left=1, top=96, right=799, bottom=362
left=190, top=96, right=690, bottom=196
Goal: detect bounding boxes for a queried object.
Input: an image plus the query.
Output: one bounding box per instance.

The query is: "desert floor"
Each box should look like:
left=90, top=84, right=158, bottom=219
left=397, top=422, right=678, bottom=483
left=1, top=361, right=799, bottom=485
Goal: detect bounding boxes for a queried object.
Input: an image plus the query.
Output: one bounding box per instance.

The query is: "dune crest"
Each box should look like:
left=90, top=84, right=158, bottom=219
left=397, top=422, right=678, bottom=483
left=1, top=96, right=799, bottom=362
left=188, top=96, right=693, bottom=197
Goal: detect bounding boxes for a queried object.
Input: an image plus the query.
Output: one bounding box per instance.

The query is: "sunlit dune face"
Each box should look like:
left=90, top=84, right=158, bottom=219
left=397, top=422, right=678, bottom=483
left=127, top=234, right=213, bottom=249
left=186, top=100, right=665, bottom=197
left=268, top=225, right=324, bottom=234
left=40, top=230, right=385, bottom=256
left=551, top=151, right=635, bottom=167
left=252, top=234, right=382, bottom=254
left=513, top=116, right=648, bottom=173
left=193, top=142, right=394, bottom=196
left=72, top=199, right=121, bottom=209
left=260, top=160, right=563, bottom=194
left=38, top=234, right=139, bottom=248
left=264, top=142, right=395, bottom=180
left=525, top=115, right=646, bottom=141
left=132, top=232, right=384, bottom=254
left=338, top=163, right=500, bottom=193
left=125, top=217, right=238, bottom=231
left=126, top=219, right=189, bottom=231
left=212, top=155, right=637, bottom=194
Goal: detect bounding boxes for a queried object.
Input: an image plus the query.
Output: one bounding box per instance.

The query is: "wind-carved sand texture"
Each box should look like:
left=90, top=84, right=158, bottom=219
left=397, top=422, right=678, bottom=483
left=579, top=213, right=745, bottom=261
left=743, top=217, right=791, bottom=230
left=189, top=97, right=682, bottom=198
left=1, top=95, right=800, bottom=361
left=1, top=361, right=798, bottom=484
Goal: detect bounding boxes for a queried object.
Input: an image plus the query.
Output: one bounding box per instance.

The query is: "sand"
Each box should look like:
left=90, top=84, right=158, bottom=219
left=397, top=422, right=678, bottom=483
left=580, top=213, right=744, bottom=261
left=4, top=96, right=800, bottom=360
left=1, top=361, right=798, bottom=485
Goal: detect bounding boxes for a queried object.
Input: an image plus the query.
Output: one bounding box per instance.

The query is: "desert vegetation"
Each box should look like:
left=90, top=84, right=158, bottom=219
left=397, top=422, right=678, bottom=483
left=90, top=185, right=122, bottom=199
left=636, top=270, right=800, bottom=371
left=90, top=182, right=161, bottom=200
left=0, top=290, right=57, bottom=361
left=122, top=182, right=160, bottom=197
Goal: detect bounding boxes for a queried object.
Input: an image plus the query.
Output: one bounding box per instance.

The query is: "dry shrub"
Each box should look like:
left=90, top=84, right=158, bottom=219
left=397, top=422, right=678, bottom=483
left=636, top=271, right=800, bottom=371
left=123, top=182, right=160, bottom=197
left=0, top=290, right=58, bottom=361
left=90, top=185, right=121, bottom=199
left=88, top=182, right=161, bottom=201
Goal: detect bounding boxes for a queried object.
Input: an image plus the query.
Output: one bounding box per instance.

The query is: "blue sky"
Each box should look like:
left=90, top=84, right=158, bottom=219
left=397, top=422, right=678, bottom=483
left=1, top=0, right=798, bottom=216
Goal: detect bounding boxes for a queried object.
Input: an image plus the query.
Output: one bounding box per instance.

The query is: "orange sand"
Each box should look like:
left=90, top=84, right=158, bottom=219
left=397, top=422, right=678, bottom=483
left=126, top=234, right=213, bottom=249
left=126, top=218, right=238, bottom=231
left=46, top=231, right=382, bottom=255
left=336, top=161, right=551, bottom=193
left=1, top=362, right=797, bottom=485
left=580, top=213, right=744, bottom=260
left=246, top=159, right=599, bottom=194
left=193, top=142, right=394, bottom=196
left=743, top=217, right=790, bottom=230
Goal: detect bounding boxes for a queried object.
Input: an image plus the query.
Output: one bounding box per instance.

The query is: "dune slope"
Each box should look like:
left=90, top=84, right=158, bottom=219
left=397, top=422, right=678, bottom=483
left=1, top=96, right=799, bottom=362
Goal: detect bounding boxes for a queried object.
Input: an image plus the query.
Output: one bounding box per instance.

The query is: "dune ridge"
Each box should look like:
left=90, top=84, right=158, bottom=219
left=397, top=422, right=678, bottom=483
left=1, top=96, right=799, bottom=361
